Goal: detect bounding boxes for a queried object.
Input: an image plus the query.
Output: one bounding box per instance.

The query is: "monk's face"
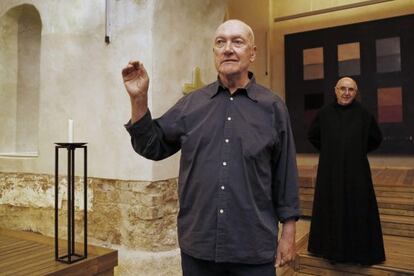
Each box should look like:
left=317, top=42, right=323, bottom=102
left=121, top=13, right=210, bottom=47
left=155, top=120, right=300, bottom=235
left=335, top=77, right=358, bottom=106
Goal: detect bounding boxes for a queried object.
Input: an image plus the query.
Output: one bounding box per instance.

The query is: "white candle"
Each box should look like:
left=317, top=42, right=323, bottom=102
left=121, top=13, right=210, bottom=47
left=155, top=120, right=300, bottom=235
left=68, top=119, right=74, bottom=143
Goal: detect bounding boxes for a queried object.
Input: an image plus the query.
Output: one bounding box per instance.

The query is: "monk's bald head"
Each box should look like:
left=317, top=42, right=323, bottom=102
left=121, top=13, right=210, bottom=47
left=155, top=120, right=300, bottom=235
left=336, top=77, right=358, bottom=91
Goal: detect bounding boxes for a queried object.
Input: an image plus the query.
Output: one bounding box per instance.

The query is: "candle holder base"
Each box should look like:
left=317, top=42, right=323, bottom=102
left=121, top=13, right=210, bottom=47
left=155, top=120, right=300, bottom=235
left=57, top=253, right=87, bottom=264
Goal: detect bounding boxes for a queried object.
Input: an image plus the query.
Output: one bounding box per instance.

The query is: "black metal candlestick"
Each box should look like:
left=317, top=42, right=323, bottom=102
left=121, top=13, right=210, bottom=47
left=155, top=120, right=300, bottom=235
left=54, top=142, right=88, bottom=264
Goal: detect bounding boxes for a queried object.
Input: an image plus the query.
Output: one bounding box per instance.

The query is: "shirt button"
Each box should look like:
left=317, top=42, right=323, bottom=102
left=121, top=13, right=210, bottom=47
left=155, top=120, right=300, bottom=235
left=221, top=186, right=225, bottom=190
left=227, top=117, right=232, bottom=121
left=230, top=97, right=234, bottom=101
left=219, top=209, right=224, bottom=214
left=225, top=139, right=229, bottom=143
left=222, top=161, right=227, bottom=166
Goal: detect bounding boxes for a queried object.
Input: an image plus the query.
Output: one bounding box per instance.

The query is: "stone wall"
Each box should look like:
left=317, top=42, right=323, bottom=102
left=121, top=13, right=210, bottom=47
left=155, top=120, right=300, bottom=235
left=0, top=171, right=181, bottom=275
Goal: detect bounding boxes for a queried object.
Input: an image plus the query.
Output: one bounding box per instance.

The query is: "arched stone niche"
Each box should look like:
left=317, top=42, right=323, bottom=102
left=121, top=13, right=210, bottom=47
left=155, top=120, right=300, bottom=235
left=0, top=4, right=41, bottom=156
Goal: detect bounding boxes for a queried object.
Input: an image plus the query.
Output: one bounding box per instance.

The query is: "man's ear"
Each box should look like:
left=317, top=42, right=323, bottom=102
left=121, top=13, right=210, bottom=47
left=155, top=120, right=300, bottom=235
left=250, top=45, right=257, bottom=62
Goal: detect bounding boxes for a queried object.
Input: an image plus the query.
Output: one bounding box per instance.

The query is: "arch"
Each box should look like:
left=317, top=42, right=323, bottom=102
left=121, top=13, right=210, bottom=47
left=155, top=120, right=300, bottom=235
left=0, top=4, right=42, bottom=155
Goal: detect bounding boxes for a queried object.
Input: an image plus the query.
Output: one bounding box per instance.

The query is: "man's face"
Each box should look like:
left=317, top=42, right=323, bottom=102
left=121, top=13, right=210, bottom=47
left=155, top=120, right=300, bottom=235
left=335, top=78, right=358, bottom=106
left=213, top=21, right=256, bottom=78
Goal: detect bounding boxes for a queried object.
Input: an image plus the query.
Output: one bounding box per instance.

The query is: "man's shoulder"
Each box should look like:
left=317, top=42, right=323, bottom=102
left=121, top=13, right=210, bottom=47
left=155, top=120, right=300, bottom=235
left=181, top=81, right=218, bottom=101
left=251, top=82, right=284, bottom=104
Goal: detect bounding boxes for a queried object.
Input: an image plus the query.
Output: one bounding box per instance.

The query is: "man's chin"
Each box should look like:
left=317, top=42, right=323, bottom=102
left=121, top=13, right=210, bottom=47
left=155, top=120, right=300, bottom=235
left=219, top=67, right=240, bottom=77
left=339, top=100, right=352, bottom=106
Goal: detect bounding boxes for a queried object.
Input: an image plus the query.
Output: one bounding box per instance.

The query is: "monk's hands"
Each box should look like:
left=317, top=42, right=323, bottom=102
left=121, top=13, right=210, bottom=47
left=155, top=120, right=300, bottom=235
left=122, top=61, right=149, bottom=99
left=275, top=220, right=296, bottom=268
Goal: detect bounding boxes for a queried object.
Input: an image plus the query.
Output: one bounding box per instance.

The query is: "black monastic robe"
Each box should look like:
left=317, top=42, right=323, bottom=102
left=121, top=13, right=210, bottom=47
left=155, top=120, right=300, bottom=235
left=307, top=100, right=386, bottom=265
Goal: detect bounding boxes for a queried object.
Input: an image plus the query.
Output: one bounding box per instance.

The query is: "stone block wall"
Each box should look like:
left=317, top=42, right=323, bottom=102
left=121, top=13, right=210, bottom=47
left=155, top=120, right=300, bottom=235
left=0, top=172, right=181, bottom=275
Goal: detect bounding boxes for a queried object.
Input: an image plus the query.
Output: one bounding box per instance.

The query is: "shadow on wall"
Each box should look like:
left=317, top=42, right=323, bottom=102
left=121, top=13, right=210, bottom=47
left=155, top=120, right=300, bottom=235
left=0, top=4, right=41, bottom=155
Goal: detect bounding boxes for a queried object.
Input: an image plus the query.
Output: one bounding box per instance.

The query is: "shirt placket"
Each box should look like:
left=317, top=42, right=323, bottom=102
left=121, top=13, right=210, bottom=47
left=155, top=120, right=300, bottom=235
left=215, top=92, right=235, bottom=261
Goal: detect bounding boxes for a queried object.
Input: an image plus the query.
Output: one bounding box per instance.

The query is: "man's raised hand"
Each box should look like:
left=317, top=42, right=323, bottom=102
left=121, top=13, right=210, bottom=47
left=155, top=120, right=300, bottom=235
left=122, top=60, right=149, bottom=123
left=122, top=61, right=149, bottom=99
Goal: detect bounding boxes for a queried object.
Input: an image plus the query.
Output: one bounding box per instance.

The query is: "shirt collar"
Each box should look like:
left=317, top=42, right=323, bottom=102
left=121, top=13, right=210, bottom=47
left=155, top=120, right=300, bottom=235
left=208, top=72, right=258, bottom=102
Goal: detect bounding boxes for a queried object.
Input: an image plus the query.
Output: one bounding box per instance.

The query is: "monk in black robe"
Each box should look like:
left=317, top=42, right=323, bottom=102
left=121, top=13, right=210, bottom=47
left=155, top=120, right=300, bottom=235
left=307, top=77, right=385, bottom=265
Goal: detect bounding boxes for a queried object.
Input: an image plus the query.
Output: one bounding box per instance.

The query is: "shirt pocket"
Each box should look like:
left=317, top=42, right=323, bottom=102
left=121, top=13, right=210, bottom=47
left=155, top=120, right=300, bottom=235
left=237, top=121, right=276, bottom=159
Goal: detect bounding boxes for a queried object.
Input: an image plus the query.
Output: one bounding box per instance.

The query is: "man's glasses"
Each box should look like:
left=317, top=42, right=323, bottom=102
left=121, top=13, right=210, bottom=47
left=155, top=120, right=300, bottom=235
left=336, top=86, right=356, bottom=93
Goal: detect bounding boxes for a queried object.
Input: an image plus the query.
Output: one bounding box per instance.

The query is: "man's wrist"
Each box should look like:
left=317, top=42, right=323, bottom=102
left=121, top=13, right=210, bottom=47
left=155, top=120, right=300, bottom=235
left=280, top=216, right=299, bottom=223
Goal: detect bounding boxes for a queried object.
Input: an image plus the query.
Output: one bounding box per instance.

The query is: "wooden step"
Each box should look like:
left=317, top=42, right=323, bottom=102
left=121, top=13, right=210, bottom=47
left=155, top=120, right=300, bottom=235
left=299, top=199, right=414, bottom=215
left=300, top=200, right=414, bottom=218
left=295, top=234, right=414, bottom=275
left=379, top=209, right=414, bottom=217
left=299, top=186, right=414, bottom=197
left=374, top=185, right=414, bottom=193
left=374, top=190, right=414, bottom=199
left=300, top=187, right=414, bottom=198
left=300, top=211, right=414, bottom=238
left=381, top=215, right=414, bottom=238
left=299, top=194, right=414, bottom=205
left=377, top=199, right=414, bottom=212
left=298, top=167, right=414, bottom=189
left=372, top=168, right=414, bottom=186
left=299, top=209, right=414, bottom=238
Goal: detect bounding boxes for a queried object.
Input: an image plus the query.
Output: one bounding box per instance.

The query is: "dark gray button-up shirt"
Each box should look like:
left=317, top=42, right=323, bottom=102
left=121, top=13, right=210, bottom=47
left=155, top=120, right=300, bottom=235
left=125, top=74, right=300, bottom=264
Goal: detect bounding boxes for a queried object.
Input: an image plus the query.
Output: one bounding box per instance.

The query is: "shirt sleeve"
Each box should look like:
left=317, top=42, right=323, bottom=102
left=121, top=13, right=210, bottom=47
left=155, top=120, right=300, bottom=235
left=272, top=101, right=301, bottom=222
left=124, top=98, right=186, bottom=160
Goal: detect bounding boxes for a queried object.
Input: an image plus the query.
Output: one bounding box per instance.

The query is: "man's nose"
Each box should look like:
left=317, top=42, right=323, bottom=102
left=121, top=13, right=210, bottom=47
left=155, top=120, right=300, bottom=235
left=224, top=41, right=234, bottom=53
left=344, top=88, right=352, bottom=95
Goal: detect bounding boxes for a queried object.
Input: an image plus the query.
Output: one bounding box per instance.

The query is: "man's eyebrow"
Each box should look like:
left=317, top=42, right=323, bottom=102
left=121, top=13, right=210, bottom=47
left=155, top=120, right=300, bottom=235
left=215, top=35, right=245, bottom=40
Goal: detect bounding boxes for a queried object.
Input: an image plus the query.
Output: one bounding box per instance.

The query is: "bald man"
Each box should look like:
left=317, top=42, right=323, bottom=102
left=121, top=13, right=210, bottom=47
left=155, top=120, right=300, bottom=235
left=122, top=19, right=300, bottom=275
left=307, top=77, right=385, bottom=265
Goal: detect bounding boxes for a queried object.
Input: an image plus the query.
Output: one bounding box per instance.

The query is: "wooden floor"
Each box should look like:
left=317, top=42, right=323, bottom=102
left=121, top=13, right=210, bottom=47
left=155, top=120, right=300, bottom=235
left=280, top=220, right=414, bottom=275
left=294, top=233, right=414, bottom=275
left=0, top=228, right=117, bottom=276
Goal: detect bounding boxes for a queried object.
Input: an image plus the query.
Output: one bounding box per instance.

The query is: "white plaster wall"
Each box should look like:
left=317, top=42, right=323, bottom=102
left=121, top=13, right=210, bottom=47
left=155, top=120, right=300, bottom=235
left=0, top=12, right=18, bottom=153
left=0, top=5, right=41, bottom=155
left=0, top=0, right=155, bottom=180
left=15, top=6, right=41, bottom=153
left=0, top=0, right=228, bottom=181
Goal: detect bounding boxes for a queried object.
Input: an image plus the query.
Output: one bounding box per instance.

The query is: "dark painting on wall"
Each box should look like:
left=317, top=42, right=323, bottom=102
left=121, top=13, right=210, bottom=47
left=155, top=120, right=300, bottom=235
left=285, top=14, right=414, bottom=154
left=303, top=47, right=324, bottom=80
left=376, top=37, right=401, bottom=73
left=377, top=87, right=403, bottom=123
left=338, top=42, right=360, bottom=76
